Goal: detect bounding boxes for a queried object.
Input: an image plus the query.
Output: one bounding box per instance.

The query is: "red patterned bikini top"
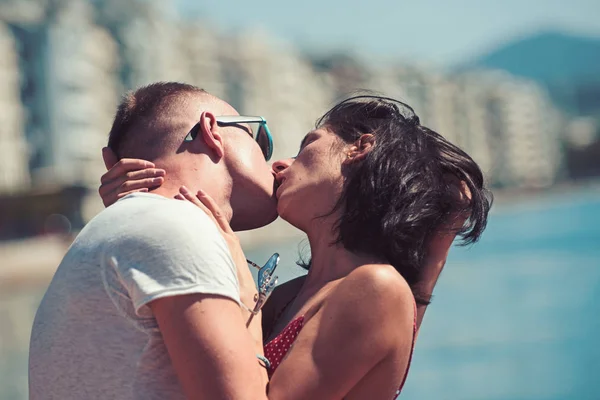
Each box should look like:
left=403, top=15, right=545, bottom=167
left=263, top=302, right=417, bottom=399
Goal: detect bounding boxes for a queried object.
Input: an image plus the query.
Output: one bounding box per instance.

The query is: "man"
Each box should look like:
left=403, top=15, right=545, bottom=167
left=29, top=82, right=275, bottom=399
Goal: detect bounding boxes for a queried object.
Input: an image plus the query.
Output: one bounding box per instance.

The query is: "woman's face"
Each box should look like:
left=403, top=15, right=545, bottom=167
left=272, top=128, right=347, bottom=232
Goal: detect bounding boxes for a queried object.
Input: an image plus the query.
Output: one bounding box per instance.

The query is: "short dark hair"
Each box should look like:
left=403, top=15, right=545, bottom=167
left=108, top=82, right=207, bottom=159
left=313, top=95, right=493, bottom=304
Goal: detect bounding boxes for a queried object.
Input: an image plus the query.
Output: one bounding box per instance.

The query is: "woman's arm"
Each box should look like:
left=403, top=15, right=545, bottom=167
left=413, top=229, right=456, bottom=331
left=413, top=179, right=472, bottom=332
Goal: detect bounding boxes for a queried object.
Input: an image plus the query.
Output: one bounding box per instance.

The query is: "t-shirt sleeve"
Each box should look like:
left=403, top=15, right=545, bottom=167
left=103, top=203, right=240, bottom=317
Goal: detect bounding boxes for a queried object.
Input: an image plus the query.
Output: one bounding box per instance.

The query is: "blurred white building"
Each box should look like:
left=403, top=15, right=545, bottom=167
left=0, top=22, right=29, bottom=193
left=0, top=0, right=46, bottom=25
left=367, top=65, right=408, bottom=101
left=40, top=0, right=120, bottom=189
left=111, top=0, right=190, bottom=88
left=454, top=75, right=495, bottom=178
left=3, top=0, right=120, bottom=194
left=421, top=72, right=495, bottom=177
left=179, top=23, right=227, bottom=99
left=486, top=73, right=563, bottom=188
left=396, top=68, right=562, bottom=188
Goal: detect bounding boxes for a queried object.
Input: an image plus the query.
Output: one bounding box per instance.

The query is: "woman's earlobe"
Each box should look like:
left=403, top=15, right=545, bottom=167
left=342, top=146, right=359, bottom=165
left=345, top=135, right=376, bottom=163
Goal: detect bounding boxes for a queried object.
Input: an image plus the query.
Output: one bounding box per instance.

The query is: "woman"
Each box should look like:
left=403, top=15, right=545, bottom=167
left=100, top=95, right=491, bottom=398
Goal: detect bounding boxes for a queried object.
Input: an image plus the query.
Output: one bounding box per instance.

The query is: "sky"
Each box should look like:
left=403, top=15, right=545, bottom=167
left=177, top=0, right=600, bottom=68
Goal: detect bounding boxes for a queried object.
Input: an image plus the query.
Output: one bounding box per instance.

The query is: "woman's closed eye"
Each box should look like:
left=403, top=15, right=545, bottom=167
left=298, top=133, right=318, bottom=155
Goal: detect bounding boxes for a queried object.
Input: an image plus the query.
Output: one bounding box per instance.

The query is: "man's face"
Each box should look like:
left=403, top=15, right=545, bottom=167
left=221, top=119, right=278, bottom=231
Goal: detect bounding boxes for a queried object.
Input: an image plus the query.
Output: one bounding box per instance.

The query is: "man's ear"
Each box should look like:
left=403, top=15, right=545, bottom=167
left=102, top=146, right=118, bottom=170
left=343, top=134, right=376, bottom=164
left=198, top=111, right=224, bottom=158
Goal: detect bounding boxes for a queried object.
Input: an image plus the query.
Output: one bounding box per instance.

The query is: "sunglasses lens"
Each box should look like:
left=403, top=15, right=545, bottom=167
left=256, top=125, right=271, bottom=160
left=257, top=253, right=280, bottom=289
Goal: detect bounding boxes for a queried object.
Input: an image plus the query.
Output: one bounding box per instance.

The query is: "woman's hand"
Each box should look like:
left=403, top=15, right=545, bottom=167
left=176, top=187, right=263, bottom=342
left=98, top=147, right=165, bottom=207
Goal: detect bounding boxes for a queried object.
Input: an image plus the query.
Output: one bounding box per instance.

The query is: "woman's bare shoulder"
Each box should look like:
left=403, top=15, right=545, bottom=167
left=331, top=264, right=414, bottom=336
left=347, top=264, right=413, bottom=302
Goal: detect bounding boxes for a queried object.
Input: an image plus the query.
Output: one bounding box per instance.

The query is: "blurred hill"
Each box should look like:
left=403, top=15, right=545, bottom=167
left=465, top=31, right=600, bottom=117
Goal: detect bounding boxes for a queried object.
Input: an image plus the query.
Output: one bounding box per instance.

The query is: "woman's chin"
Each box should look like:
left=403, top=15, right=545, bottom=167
left=277, top=205, right=307, bottom=233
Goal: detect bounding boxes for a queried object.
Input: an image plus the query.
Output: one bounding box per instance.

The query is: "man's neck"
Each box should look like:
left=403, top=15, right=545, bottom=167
left=151, top=175, right=234, bottom=224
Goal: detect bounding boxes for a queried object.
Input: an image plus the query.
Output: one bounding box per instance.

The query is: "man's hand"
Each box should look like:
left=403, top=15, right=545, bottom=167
left=176, top=187, right=262, bottom=342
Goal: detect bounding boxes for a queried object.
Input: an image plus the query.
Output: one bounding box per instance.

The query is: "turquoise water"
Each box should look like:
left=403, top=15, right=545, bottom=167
left=246, top=189, right=600, bottom=400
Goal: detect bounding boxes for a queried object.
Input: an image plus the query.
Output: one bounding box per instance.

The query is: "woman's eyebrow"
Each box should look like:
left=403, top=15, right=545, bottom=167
left=299, top=132, right=317, bottom=150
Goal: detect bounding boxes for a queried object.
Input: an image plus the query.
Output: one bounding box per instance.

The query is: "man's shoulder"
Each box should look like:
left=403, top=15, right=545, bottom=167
left=101, top=193, right=213, bottom=230
left=75, top=193, right=219, bottom=253
left=111, top=192, right=199, bottom=215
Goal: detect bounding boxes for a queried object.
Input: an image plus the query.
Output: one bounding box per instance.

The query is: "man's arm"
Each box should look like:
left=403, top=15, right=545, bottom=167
left=104, top=199, right=269, bottom=399
left=150, top=294, right=268, bottom=400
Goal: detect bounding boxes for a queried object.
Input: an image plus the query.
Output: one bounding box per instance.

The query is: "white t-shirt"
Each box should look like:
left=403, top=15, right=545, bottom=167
left=29, top=192, right=240, bottom=400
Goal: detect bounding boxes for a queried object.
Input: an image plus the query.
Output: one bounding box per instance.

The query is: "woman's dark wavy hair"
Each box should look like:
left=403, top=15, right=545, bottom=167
left=303, top=94, right=492, bottom=305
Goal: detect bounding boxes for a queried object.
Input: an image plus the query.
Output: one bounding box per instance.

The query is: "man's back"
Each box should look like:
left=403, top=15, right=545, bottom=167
left=29, top=193, right=239, bottom=399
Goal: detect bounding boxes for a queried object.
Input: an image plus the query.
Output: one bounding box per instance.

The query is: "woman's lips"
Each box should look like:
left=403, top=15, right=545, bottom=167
left=275, top=180, right=285, bottom=198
